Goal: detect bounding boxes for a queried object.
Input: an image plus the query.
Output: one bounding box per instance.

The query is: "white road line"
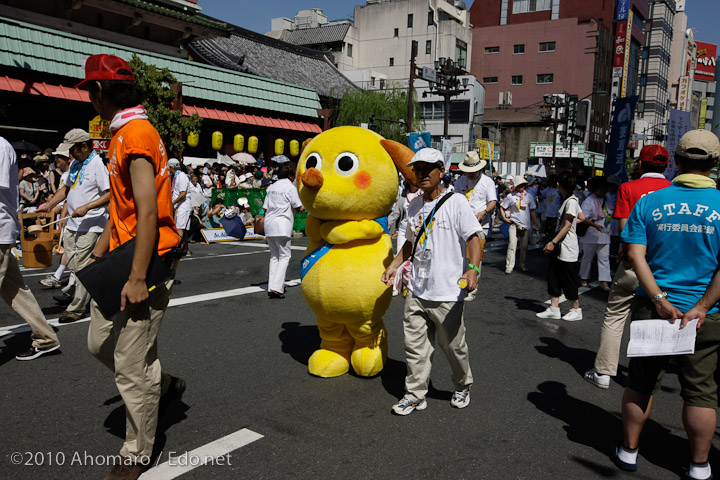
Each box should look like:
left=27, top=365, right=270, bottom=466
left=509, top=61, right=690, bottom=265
left=0, top=279, right=303, bottom=339
left=139, top=428, right=264, bottom=480
left=544, top=281, right=600, bottom=305
left=223, top=241, right=306, bottom=251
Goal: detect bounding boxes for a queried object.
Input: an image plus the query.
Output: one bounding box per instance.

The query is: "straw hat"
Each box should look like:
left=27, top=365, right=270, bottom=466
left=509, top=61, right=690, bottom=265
left=459, top=151, right=487, bottom=173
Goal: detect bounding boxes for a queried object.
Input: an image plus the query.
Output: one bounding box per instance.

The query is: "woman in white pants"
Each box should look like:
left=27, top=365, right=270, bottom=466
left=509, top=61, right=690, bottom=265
left=263, top=163, right=303, bottom=299
left=579, top=177, right=611, bottom=291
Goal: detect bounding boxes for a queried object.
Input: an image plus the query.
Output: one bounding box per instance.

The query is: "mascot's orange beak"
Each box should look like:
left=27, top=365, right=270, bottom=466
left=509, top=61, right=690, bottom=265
left=301, top=168, right=324, bottom=191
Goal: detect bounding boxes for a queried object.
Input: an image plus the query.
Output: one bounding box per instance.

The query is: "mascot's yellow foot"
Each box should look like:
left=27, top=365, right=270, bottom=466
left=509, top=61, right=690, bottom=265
left=351, top=346, right=386, bottom=377
left=308, top=349, right=350, bottom=378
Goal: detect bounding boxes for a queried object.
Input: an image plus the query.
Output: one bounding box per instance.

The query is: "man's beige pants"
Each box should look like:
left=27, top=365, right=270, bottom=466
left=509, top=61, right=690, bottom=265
left=593, top=261, right=638, bottom=376
left=403, top=291, right=473, bottom=402
left=0, top=244, right=59, bottom=349
left=88, top=276, right=174, bottom=461
left=64, top=229, right=100, bottom=316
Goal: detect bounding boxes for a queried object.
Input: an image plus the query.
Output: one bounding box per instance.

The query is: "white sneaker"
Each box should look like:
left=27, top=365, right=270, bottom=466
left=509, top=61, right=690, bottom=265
left=584, top=368, right=610, bottom=389
left=392, top=396, right=427, bottom=416
left=562, top=308, right=583, bottom=322
left=536, top=307, right=561, bottom=319
left=450, top=388, right=470, bottom=409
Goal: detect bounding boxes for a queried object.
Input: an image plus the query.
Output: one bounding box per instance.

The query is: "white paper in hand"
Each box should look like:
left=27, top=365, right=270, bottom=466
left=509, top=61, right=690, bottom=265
left=627, top=319, right=698, bottom=357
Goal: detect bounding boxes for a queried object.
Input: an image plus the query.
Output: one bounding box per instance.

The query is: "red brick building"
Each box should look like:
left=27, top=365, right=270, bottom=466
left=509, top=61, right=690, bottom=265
left=470, top=0, right=647, bottom=161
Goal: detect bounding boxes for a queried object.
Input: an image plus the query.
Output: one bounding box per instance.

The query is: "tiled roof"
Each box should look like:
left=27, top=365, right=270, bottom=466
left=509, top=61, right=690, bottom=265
left=0, top=17, right=322, bottom=118
left=190, top=28, right=356, bottom=100
left=115, top=0, right=230, bottom=31
left=280, top=23, right=351, bottom=46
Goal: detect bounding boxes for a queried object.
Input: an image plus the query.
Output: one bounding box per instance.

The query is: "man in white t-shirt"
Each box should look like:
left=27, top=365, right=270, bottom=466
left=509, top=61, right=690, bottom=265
left=0, top=136, right=61, bottom=360
left=41, top=129, right=110, bottom=323
left=169, top=158, right=192, bottom=255
left=500, top=176, right=538, bottom=274
left=382, top=148, right=482, bottom=416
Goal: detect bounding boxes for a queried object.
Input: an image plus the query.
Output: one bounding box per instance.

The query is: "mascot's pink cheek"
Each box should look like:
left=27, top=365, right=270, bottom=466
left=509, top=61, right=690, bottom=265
left=354, top=171, right=372, bottom=189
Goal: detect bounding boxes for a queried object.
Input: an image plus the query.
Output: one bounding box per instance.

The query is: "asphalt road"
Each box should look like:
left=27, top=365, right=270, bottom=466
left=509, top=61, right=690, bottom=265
left=0, top=236, right=717, bottom=480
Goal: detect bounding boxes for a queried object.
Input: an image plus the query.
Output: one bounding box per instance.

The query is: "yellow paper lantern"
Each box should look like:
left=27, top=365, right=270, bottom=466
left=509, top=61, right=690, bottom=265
left=211, top=131, right=223, bottom=151
left=233, top=134, right=244, bottom=152
left=187, top=131, right=199, bottom=148
left=248, top=135, right=259, bottom=154
left=289, top=139, right=300, bottom=157
left=274, top=138, right=285, bottom=156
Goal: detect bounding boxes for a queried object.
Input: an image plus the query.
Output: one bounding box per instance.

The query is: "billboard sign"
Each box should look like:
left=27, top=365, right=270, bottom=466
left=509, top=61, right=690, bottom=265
left=699, top=98, right=708, bottom=129
left=695, top=42, right=717, bottom=82
left=676, top=0, right=686, bottom=12
left=616, top=0, right=630, bottom=21
left=613, top=21, right=627, bottom=70
left=678, top=75, right=690, bottom=111
left=621, top=10, right=634, bottom=97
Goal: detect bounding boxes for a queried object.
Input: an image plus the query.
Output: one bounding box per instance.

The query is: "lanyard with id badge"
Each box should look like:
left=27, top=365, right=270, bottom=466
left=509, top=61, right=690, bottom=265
left=410, top=192, right=454, bottom=281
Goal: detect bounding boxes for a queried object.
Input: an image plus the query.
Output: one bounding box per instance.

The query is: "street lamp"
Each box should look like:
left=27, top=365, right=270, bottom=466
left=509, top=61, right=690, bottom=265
left=425, top=57, right=469, bottom=137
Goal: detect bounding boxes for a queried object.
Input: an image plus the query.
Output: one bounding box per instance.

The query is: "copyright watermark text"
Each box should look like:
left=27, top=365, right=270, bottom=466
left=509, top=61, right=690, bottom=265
left=9, top=451, right=232, bottom=467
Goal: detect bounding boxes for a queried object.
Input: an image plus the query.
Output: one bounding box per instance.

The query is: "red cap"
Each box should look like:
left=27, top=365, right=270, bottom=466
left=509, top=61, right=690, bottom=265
left=638, top=144, right=669, bottom=165
left=75, top=54, right=135, bottom=88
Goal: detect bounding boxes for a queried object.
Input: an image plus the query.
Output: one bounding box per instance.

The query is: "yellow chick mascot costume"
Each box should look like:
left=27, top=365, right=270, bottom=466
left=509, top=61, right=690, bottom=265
left=297, top=126, right=415, bottom=378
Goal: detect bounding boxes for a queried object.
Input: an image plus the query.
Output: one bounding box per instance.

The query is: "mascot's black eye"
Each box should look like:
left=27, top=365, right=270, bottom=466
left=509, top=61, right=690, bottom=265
left=334, top=152, right=359, bottom=177
left=305, top=153, right=322, bottom=170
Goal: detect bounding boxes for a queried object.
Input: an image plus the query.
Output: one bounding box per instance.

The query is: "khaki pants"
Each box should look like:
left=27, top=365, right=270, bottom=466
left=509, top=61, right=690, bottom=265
left=87, top=274, right=174, bottom=460
left=0, top=244, right=59, bottom=349
left=64, top=229, right=100, bottom=316
left=505, top=223, right=529, bottom=273
left=403, top=291, right=473, bottom=401
left=593, top=261, right=638, bottom=376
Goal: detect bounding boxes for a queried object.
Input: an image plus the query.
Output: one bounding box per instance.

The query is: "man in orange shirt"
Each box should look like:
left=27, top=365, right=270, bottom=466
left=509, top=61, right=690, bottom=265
left=78, top=54, right=184, bottom=480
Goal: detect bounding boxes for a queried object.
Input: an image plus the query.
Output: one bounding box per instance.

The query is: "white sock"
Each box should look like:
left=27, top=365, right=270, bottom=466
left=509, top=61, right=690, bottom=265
left=53, top=264, right=66, bottom=280
left=689, top=462, right=712, bottom=479
left=61, top=274, right=76, bottom=293
left=548, top=307, right=560, bottom=313
left=617, top=445, right=638, bottom=464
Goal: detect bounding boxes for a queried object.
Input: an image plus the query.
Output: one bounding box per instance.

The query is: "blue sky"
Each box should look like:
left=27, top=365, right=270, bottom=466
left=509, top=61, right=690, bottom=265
left=198, top=0, right=719, bottom=48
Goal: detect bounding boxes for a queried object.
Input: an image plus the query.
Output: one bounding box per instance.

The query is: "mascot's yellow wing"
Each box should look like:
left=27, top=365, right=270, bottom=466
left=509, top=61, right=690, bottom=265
left=320, top=219, right=385, bottom=244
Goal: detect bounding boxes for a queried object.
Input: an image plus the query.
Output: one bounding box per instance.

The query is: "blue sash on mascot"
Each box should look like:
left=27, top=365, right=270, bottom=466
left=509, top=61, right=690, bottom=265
left=300, top=216, right=390, bottom=280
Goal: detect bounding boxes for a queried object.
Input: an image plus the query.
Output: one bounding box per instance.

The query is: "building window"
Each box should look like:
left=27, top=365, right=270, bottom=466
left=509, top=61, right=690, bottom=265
left=511, top=75, right=523, bottom=85
left=426, top=40, right=432, bottom=54
left=394, top=28, right=399, bottom=37
left=421, top=101, right=444, bottom=120
left=537, top=73, right=554, bottom=84
left=539, top=41, right=556, bottom=52
left=347, top=43, right=353, bottom=58
left=484, top=46, right=500, bottom=54
left=371, top=76, right=376, bottom=87
left=514, top=44, right=525, bottom=54
left=389, top=57, right=394, bottom=66
left=407, top=13, right=413, bottom=28
left=513, top=0, right=552, bottom=14
left=482, top=77, right=498, bottom=84
left=456, top=39, right=467, bottom=67
left=380, top=79, right=386, bottom=89
left=428, top=10, right=434, bottom=26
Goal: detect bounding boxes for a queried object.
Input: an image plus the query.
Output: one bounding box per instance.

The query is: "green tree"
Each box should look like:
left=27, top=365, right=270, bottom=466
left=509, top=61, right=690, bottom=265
left=128, top=54, right=202, bottom=155
left=335, top=86, right=423, bottom=143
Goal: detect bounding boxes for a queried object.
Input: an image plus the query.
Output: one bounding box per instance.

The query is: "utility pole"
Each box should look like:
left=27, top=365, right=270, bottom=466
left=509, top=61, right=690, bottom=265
left=407, top=40, right=418, bottom=134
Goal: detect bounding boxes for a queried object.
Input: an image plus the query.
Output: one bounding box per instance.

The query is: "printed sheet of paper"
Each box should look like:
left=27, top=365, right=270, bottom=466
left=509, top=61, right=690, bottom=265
left=627, top=319, right=698, bottom=357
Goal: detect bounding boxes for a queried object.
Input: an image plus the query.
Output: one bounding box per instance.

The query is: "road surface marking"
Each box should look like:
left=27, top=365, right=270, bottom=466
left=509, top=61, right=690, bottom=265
left=139, top=428, right=264, bottom=480
left=0, top=279, right=302, bottom=338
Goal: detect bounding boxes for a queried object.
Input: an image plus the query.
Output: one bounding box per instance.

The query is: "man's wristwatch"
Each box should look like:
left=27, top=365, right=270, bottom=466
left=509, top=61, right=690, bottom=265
left=90, top=253, right=100, bottom=260
left=651, top=291, right=668, bottom=303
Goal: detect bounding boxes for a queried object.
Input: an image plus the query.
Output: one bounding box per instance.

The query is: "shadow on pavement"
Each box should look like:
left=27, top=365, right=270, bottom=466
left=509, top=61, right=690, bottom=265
left=535, top=337, right=597, bottom=376
left=279, top=321, right=320, bottom=366
left=504, top=295, right=548, bottom=313
left=0, top=329, right=62, bottom=366
left=527, top=380, right=689, bottom=478
left=103, top=395, right=189, bottom=465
